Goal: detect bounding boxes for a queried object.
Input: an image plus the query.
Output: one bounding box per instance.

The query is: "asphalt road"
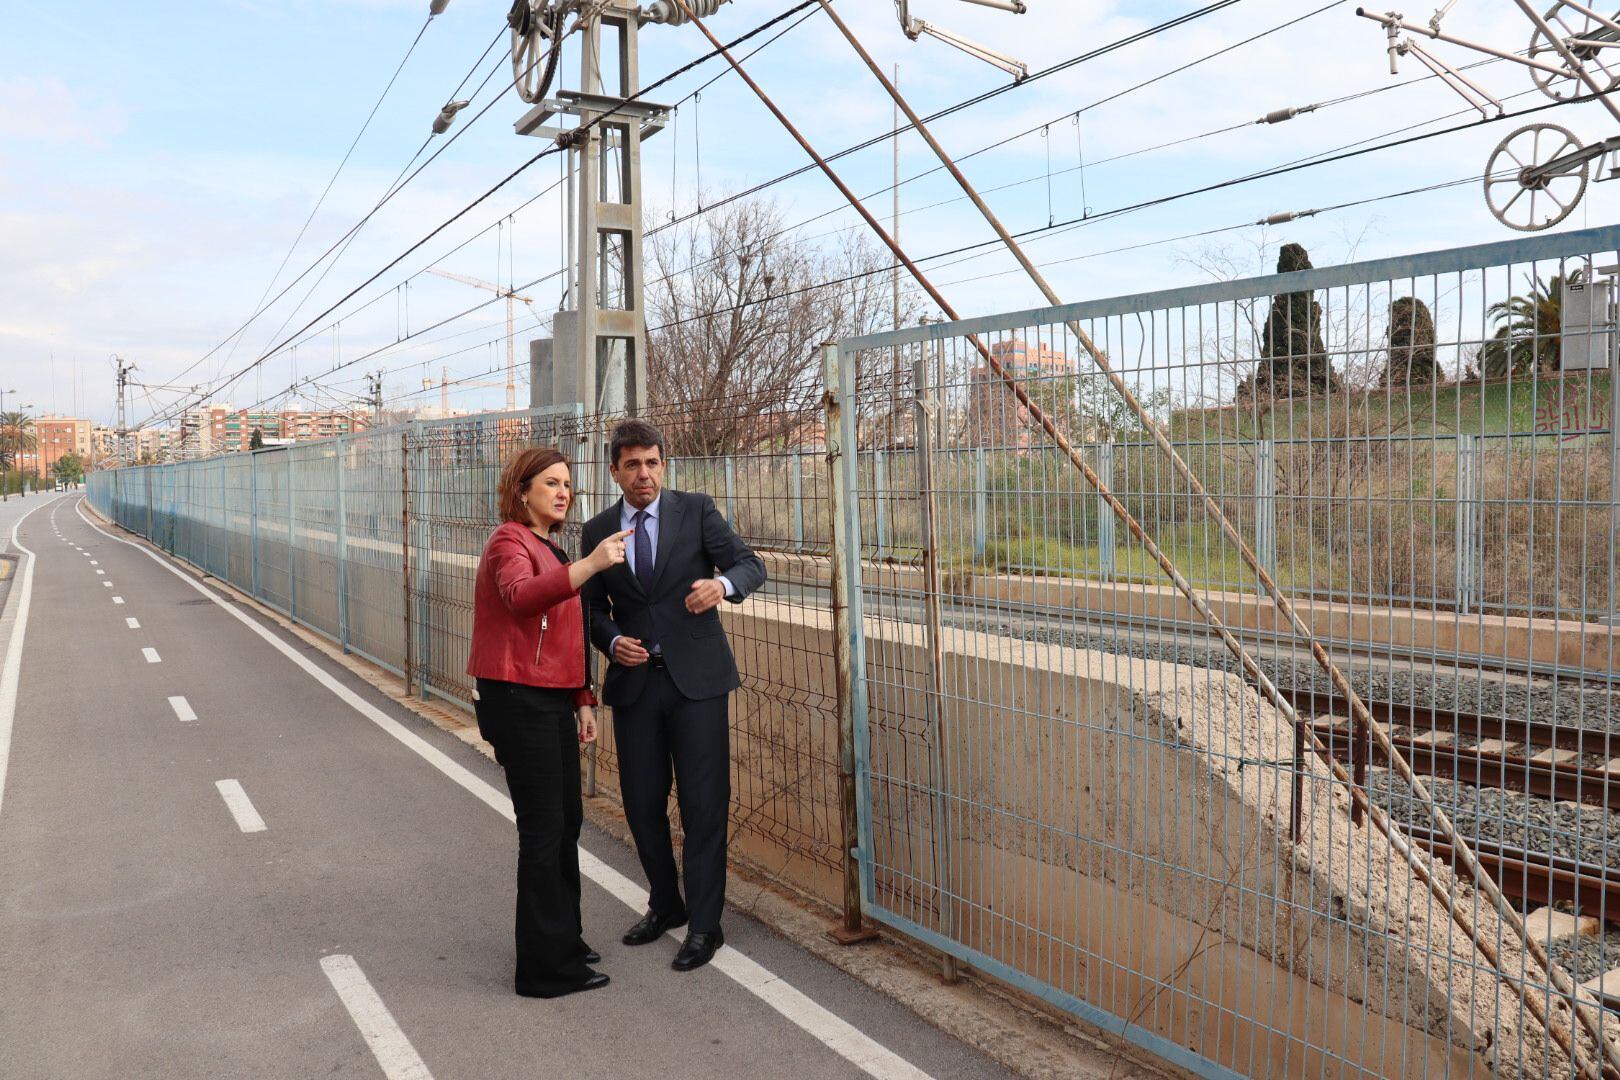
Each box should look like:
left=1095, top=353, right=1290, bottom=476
left=0, top=494, right=1016, bottom=1080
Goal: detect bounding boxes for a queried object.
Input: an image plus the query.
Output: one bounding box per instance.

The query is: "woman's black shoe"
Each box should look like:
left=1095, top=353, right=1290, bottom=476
left=515, top=970, right=610, bottom=999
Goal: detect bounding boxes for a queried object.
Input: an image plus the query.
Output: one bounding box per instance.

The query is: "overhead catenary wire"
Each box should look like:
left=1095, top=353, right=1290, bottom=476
left=635, top=1, right=1511, bottom=305
left=229, top=88, right=1542, bottom=420
left=178, top=25, right=509, bottom=400
left=134, top=2, right=823, bottom=433
left=141, top=0, right=1286, bottom=431
left=211, top=13, right=439, bottom=383
left=334, top=172, right=1486, bottom=415
left=186, top=40, right=1573, bottom=431
left=247, top=34, right=524, bottom=361
left=641, top=79, right=1590, bottom=334
left=648, top=0, right=1259, bottom=243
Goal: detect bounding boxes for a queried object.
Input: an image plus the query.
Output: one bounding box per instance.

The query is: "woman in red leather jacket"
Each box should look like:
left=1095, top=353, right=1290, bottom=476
left=467, top=445, right=633, bottom=999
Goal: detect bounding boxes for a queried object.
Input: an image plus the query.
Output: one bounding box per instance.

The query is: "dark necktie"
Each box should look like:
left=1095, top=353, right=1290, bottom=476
left=634, top=509, right=654, bottom=592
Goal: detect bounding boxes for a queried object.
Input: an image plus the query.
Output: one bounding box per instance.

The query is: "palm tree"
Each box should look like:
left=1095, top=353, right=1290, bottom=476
left=0, top=411, right=37, bottom=470
left=1478, top=272, right=1572, bottom=378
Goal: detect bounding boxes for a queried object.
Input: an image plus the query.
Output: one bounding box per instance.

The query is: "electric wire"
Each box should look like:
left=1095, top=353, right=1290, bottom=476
left=349, top=171, right=1483, bottom=414
left=208, top=13, right=437, bottom=384
left=648, top=0, right=1256, bottom=240
left=134, top=2, right=822, bottom=432
left=179, top=24, right=508, bottom=396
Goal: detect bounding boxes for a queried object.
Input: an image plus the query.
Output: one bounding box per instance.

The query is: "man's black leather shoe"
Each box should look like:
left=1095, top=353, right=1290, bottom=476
left=515, top=970, right=610, bottom=999
left=622, top=908, right=688, bottom=946
left=583, top=945, right=601, bottom=965
left=672, top=929, right=724, bottom=972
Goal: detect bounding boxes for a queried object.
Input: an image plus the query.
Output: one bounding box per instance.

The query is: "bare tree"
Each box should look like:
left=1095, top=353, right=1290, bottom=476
left=646, top=195, right=920, bottom=456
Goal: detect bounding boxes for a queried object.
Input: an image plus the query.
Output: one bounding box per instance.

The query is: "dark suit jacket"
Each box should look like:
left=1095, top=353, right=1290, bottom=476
left=581, top=488, right=766, bottom=706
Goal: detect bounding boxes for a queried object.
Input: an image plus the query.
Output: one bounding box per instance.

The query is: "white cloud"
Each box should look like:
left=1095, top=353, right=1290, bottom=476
left=0, top=75, right=127, bottom=148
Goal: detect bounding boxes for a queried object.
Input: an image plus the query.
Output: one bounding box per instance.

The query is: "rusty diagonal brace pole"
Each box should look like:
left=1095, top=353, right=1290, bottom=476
left=668, top=0, right=1612, bottom=1073
left=808, top=5, right=1616, bottom=1076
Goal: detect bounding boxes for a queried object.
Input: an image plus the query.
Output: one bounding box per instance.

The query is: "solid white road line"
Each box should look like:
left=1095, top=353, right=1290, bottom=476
left=126, top=618, right=140, bottom=629
left=74, top=497, right=932, bottom=1080
left=320, top=955, right=434, bottom=1080
left=214, top=779, right=267, bottom=833
left=142, top=647, right=161, bottom=664
left=0, top=500, right=50, bottom=820
left=112, top=596, right=124, bottom=605
left=168, top=696, right=196, bottom=723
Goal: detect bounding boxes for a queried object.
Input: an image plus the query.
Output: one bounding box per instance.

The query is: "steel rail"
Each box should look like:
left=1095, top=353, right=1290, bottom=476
left=1312, top=718, right=1620, bottom=814
left=1403, top=825, right=1620, bottom=928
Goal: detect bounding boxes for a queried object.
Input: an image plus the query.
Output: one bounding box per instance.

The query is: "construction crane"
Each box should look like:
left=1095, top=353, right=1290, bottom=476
left=425, top=267, right=538, bottom=412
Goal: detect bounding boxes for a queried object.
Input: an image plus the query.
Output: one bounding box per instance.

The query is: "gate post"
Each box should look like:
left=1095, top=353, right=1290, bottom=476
left=250, top=453, right=261, bottom=599
left=288, top=454, right=299, bottom=621
left=1256, top=439, right=1277, bottom=591
left=1456, top=434, right=1481, bottom=615
left=823, top=342, right=877, bottom=946
left=335, top=442, right=350, bottom=653
left=913, top=352, right=959, bottom=984
left=401, top=430, right=415, bottom=697
left=1096, top=442, right=1116, bottom=581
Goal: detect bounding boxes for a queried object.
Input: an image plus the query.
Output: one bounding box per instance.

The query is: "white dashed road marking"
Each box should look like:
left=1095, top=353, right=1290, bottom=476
left=214, top=779, right=267, bottom=834
left=142, top=648, right=161, bottom=664
left=168, top=696, right=196, bottom=723
left=125, top=618, right=140, bottom=629
left=320, top=955, right=434, bottom=1080
left=112, top=597, right=124, bottom=605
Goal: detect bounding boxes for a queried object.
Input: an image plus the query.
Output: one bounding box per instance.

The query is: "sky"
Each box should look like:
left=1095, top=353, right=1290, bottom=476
left=2, top=0, right=1617, bottom=428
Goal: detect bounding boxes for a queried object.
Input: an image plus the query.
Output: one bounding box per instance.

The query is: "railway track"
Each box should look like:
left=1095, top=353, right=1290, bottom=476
left=1400, top=825, right=1620, bottom=927
left=1292, top=690, right=1620, bottom=924
left=1296, top=692, right=1620, bottom=814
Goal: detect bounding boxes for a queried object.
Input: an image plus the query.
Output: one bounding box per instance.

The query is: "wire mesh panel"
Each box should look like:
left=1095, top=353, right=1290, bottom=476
left=340, top=429, right=406, bottom=675
left=838, top=225, right=1620, bottom=1079
left=87, top=396, right=848, bottom=890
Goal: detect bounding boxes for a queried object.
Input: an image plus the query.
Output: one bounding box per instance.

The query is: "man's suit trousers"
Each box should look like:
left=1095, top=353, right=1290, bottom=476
left=611, top=662, right=730, bottom=933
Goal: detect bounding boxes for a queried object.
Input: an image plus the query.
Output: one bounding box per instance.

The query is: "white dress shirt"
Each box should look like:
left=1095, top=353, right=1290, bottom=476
left=608, top=493, right=734, bottom=658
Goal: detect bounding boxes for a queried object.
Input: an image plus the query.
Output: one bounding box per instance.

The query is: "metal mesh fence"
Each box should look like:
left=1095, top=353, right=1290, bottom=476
left=83, top=224, right=1620, bottom=1078
left=86, top=398, right=847, bottom=879
left=836, top=225, right=1620, bottom=1078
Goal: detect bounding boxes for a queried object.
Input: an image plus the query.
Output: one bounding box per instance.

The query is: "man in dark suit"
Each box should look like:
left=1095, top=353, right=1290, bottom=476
left=580, top=419, right=766, bottom=971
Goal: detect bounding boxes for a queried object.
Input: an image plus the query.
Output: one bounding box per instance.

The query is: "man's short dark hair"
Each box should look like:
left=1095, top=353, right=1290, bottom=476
left=610, top=418, right=665, bottom=467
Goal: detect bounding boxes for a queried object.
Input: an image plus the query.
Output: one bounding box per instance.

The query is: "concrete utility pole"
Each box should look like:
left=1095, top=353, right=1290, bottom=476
left=517, top=2, right=676, bottom=418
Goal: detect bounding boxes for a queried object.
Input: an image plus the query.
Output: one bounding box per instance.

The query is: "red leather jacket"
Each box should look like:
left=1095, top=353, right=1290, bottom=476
left=466, top=521, right=595, bottom=707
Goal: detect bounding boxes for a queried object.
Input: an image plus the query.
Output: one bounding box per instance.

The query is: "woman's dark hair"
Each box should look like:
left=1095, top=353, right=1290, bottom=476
left=498, top=446, right=571, bottom=527
left=609, top=418, right=665, bottom=467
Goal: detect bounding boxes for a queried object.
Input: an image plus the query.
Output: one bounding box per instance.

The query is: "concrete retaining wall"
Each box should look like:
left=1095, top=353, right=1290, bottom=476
left=705, top=601, right=1567, bottom=1078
